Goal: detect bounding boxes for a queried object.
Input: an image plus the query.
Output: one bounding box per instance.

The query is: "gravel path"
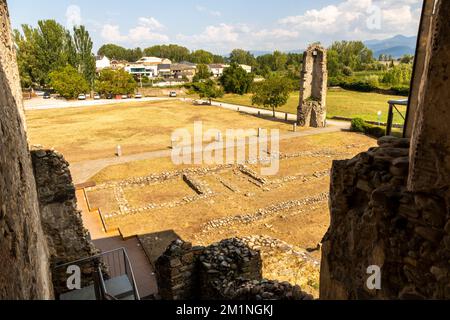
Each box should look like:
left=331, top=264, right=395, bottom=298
left=24, top=97, right=176, bottom=110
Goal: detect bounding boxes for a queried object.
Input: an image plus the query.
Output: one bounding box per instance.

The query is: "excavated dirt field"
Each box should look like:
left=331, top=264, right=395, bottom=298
left=83, top=131, right=376, bottom=297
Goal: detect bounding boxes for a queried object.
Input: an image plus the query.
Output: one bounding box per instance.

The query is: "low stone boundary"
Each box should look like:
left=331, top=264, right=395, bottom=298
left=183, top=174, right=213, bottom=195
left=200, top=193, right=329, bottom=233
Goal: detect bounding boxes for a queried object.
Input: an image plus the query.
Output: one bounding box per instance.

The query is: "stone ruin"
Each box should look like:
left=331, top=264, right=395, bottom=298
left=155, top=238, right=313, bottom=300
left=1, top=0, right=450, bottom=301
left=297, top=44, right=328, bottom=128
left=321, top=0, right=450, bottom=300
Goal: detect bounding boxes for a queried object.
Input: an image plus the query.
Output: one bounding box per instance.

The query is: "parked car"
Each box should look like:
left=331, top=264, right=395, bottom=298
left=106, top=93, right=114, bottom=99
left=78, top=94, right=86, bottom=100
left=43, top=92, right=51, bottom=99
left=93, top=93, right=101, bottom=100
left=134, top=93, right=143, bottom=99
left=169, top=91, right=177, bottom=97
left=121, top=94, right=128, bottom=99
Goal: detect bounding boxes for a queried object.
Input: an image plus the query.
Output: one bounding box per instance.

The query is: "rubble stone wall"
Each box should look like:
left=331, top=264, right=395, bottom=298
left=31, top=149, right=98, bottom=294
left=155, top=238, right=313, bottom=300
left=321, top=136, right=450, bottom=299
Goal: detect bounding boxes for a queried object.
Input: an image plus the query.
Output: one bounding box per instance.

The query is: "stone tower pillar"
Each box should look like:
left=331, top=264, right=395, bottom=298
left=297, top=44, right=328, bottom=128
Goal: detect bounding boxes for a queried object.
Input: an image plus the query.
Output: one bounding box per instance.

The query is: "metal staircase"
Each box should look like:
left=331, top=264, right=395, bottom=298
left=54, top=248, right=140, bottom=300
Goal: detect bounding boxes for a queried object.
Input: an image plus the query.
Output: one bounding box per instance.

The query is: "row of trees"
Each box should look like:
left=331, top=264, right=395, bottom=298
left=97, top=43, right=226, bottom=64
left=47, top=66, right=137, bottom=99
left=14, top=20, right=96, bottom=89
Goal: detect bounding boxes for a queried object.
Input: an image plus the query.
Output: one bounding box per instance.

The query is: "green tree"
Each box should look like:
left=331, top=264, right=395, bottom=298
left=251, top=75, right=292, bottom=117
left=229, top=49, right=257, bottom=67
left=328, top=41, right=374, bottom=72
left=97, top=44, right=142, bottom=61
left=14, top=20, right=96, bottom=88
left=190, top=80, right=224, bottom=104
left=220, top=63, right=254, bottom=94
left=13, top=25, right=38, bottom=88
left=381, top=64, right=412, bottom=86
left=400, top=54, right=414, bottom=64
left=144, top=44, right=190, bottom=62
left=189, top=50, right=214, bottom=64
left=95, top=69, right=138, bottom=95
left=72, top=25, right=96, bottom=86
left=49, top=65, right=89, bottom=99
left=23, top=20, right=72, bottom=86
left=212, top=54, right=226, bottom=63
left=193, top=64, right=212, bottom=82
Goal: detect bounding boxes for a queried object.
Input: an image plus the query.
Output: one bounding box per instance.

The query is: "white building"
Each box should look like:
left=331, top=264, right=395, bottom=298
left=136, top=57, right=172, bottom=65
left=125, top=64, right=158, bottom=78
left=208, top=64, right=230, bottom=78
left=96, top=56, right=111, bottom=71
left=208, top=64, right=252, bottom=77
left=239, top=64, right=252, bottom=73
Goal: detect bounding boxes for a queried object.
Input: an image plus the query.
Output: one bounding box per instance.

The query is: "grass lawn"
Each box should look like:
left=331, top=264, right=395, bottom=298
left=216, top=88, right=406, bottom=124
left=25, top=99, right=296, bottom=163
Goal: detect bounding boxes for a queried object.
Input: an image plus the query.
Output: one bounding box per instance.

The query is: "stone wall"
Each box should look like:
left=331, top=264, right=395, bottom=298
left=408, top=0, right=450, bottom=194
left=0, top=0, right=53, bottom=299
left=297, top=44, right=328, bottom=128
left=155, top=238, right=313, bottom=300
left=321, top=136, right=450, bottom=299
left=31, top=149, right=99, bottom=294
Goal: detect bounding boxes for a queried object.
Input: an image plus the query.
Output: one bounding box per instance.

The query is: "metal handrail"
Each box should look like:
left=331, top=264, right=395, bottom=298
left=386, top=99, right=408, bottom=136
left=54, top=248, right=140, bottom=300
left=123, top=247, right=140, bottom=300
left=54, top=248, right=126, bottom=269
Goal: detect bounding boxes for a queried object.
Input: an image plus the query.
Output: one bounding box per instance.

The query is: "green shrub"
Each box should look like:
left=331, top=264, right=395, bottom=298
left=351, top=118, right=367, bottom=132
left=365, top=125, right=386, bottom=138
left=365, top=75, right=380, bottom=87
left=351, top=118, right=386, bottom=138
left=342, top=66, right=353, bottom=76
left=390, top=85, right=410, bottom=96
left=340, top=80, right=376, bottom=92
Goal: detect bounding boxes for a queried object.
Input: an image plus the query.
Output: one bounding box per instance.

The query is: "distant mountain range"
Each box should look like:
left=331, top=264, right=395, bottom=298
left=364, top=35, right=417, bottom=58
left=248, top=49, right=303, bottom=57
left=246, top=35, right=417, bottom=59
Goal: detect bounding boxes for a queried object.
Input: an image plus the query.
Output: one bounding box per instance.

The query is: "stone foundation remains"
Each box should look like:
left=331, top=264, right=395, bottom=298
left=155, top=238, right=314, bottom=300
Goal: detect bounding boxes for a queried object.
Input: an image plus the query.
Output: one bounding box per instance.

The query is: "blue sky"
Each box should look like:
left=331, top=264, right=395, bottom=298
left=8, top=0, right=423, bottom=54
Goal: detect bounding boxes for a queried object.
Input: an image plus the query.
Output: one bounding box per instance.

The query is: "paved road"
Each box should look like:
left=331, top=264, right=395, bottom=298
left=69, top=99, right=349, bottom=184
left=24, top=97, right=178, bottom=110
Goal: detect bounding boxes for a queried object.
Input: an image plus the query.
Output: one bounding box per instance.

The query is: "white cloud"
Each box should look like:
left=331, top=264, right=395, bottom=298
left=177, top=23, right=241, bottom=46
left=138, top=17, right=164, bottom=30
left=195, top=5, right=222, bottom=17
left=252, top=28, right=299, bottom=40
left=279, top=0, right=422, bottom=40
left=100, top=17, right=169, bottom=44
left=66, top=5, right=81, bottom=29
left=101, top=24, right=127, bottom=42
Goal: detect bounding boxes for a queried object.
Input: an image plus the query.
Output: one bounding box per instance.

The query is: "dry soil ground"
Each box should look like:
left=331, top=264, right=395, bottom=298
left=25, top=100, right=297, bottom=163
left=25, top=100, right=377, bottom=297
